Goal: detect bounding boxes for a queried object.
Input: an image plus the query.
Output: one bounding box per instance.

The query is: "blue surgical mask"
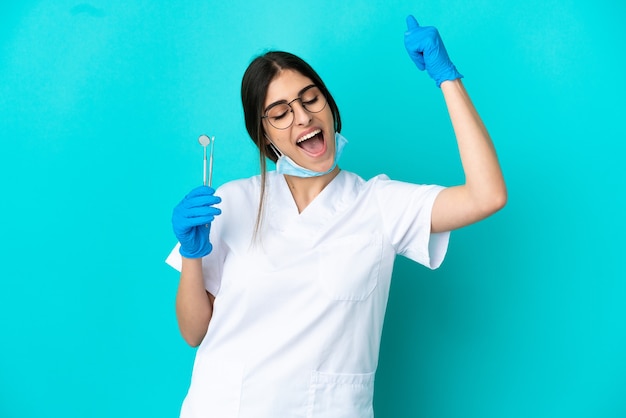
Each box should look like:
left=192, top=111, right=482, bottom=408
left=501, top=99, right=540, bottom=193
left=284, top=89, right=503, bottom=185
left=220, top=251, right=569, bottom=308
left=272, top=132, right=348, bottom=178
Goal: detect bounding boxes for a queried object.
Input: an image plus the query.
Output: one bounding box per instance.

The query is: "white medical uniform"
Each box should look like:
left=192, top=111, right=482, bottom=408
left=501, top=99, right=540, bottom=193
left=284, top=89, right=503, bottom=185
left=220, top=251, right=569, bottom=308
left=166, top=170, right=449, bottom=418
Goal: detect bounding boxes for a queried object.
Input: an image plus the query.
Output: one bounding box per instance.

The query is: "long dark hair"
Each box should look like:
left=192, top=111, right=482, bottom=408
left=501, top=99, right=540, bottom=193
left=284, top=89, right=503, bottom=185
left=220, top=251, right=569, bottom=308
left=240, top=51, right=342, bottom=236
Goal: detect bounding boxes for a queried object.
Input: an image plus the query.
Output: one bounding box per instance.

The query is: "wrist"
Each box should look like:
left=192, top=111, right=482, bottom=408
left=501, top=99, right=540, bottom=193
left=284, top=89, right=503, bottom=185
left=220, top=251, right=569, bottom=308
left=179, top=243, right=211, bottom=259
left=435, top=67, right=463, bottom=88
left=181, top=256, right=204, bottom=267
left=440, top=78, right=463, bottom=88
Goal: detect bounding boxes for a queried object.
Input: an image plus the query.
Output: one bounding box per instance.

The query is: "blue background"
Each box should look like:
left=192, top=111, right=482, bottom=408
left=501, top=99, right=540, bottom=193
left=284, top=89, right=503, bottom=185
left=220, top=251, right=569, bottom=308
left=1, top=1, right=625, bottom=417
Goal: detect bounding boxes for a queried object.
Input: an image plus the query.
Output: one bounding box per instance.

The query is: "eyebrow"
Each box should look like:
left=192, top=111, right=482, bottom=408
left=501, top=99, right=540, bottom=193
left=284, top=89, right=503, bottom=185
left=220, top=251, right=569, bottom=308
left=264, top=84, right=317, bottom=114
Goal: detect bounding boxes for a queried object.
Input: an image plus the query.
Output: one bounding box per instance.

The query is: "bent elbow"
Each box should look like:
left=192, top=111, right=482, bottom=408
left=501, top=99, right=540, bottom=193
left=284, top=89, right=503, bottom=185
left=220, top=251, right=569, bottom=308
left=187, top=340, right=202, bottom=348
left=181, top=330, right=206, bottom=348
left=177, top=319, right=209, bottom=347
left=483, top=186, right=508, bottom=216
left=493, top=187, right=508, bottom=212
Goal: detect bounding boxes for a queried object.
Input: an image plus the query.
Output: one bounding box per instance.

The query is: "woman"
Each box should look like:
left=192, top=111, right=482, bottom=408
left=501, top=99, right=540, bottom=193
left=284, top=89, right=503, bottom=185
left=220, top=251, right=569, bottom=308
left=167, top=15, right=506, bottom=418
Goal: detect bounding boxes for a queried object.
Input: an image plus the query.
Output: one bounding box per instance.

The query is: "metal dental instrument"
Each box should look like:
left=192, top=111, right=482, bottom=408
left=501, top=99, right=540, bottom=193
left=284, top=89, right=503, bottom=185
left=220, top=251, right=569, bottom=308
left=198, top=134, right=215, bottom=187
left=198, top=134, right=215, bottom=230
left=209, top=135, right=215, bottom=187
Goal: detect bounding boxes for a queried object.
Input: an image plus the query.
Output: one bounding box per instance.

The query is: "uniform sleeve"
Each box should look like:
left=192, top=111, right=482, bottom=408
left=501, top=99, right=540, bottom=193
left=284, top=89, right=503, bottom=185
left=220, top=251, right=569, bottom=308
left=164, top=176, right=260, bottom=295
left=165, top=243, right=183, bottom=271
left=373, top=175, right=450, bottom=269
left=164, top=236, right=226, bottom=297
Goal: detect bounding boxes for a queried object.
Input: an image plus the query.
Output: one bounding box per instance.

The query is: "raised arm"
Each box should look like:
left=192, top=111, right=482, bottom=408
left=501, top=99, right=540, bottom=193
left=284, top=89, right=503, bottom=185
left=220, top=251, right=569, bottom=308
left=432, top=79, right=506, bottom=232
left=404, top=15, right=507, bottom=233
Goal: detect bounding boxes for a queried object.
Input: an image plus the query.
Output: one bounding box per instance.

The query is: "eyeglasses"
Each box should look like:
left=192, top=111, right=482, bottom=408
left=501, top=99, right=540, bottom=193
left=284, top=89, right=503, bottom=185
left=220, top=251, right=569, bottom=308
left=261, top=85, right=327, bottom=130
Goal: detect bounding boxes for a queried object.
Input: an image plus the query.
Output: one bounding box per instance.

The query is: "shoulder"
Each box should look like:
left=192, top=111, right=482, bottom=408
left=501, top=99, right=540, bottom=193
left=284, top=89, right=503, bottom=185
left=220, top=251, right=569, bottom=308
left=333, top=170, right=402, bottom=199
left=214, top=174, right=262, bottom=211
left=336, top=170, right=367, bottom=191
left=367, top=173, right=440, bottom=192
left=216, top=174, right=263, bottom=196
left=340, top=171, right=395, bottom=195
left=356, top=173, right=446, bottom=205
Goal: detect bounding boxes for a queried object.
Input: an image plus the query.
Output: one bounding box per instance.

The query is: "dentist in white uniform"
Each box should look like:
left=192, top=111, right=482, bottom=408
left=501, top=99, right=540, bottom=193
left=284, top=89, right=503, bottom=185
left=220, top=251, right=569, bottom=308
left=167, top=15, right=506, bottom=418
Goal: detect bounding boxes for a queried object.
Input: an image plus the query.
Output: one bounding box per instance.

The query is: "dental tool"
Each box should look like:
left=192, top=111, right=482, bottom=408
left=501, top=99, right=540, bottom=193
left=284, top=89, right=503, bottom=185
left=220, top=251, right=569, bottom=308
left=198, top=134, right=215, bottom=187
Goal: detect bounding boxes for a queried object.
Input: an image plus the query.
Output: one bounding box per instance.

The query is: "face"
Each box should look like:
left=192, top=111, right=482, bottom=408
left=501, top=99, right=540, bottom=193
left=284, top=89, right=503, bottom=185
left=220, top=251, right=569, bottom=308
left=262, top=70, right=336, bottom=173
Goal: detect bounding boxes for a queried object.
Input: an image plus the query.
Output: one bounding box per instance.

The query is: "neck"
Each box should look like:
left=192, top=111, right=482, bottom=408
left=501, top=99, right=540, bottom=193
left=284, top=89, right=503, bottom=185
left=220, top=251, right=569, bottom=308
left=284, top=166, right=341, bottom=213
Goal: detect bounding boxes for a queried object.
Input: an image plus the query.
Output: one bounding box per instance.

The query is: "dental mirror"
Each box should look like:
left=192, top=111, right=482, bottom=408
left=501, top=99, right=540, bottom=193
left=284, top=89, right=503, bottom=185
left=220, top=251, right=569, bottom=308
left=198, top=134, right=214, bottom=187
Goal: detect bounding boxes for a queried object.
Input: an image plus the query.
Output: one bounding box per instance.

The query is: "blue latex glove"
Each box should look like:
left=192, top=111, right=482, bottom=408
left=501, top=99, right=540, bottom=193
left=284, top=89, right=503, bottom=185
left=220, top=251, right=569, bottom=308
left=172, top=186, right=222, bottom=258
left=404, top=15, right=463, bottom=87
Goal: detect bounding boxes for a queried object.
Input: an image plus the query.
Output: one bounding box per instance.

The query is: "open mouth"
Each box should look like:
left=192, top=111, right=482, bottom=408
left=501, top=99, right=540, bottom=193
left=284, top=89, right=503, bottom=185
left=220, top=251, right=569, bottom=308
left=296, top=129, right=325, bottom=156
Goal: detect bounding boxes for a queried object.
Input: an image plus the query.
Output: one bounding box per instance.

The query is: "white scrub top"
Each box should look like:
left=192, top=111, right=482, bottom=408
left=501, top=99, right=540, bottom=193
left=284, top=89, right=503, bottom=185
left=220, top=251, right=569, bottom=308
left=166, top=170, right=449, bottom=418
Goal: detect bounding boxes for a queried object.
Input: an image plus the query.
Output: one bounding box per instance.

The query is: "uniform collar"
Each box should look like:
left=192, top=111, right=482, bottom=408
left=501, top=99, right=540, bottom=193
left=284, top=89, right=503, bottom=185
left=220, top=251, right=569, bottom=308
left=266, top=170, right=357, bottom=237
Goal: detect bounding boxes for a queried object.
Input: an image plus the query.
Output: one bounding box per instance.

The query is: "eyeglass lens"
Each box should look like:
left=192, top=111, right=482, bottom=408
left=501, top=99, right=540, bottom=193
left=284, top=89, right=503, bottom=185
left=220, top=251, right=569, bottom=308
left=265, top=87, right=327, bottom=130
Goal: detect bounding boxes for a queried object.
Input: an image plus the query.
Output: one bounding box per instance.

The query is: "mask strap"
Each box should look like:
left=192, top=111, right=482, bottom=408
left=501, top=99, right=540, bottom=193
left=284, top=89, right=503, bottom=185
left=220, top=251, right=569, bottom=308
left=264, top=134, right=283, bottom=159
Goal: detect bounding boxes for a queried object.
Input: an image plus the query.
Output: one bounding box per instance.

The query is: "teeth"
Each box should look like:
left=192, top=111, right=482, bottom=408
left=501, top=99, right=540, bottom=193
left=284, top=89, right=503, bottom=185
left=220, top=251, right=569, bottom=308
left=297, top=129, right=321, bottom=143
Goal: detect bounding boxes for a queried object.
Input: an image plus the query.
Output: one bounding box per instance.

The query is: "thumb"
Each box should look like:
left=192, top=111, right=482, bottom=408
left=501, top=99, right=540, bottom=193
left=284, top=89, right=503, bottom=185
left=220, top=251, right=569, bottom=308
left=405, top=15, right=420, bottom=31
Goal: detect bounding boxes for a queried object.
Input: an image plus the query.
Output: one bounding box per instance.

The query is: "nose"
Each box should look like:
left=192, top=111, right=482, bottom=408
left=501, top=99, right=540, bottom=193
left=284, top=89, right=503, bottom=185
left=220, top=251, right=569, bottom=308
left=292, top=100, right=312, bottom=126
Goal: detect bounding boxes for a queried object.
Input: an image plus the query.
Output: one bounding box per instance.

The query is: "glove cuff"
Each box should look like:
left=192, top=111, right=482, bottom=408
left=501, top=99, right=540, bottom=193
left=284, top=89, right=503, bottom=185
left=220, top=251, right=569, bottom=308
left=179, top=242, right=212, bottom=259
left=435, top=66, right=463, bottom=87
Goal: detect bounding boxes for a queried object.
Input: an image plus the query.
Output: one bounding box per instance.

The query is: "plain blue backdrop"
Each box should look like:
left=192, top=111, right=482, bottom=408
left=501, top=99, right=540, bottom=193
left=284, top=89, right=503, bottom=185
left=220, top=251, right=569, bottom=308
left=1, top=1, right=625, bottom=417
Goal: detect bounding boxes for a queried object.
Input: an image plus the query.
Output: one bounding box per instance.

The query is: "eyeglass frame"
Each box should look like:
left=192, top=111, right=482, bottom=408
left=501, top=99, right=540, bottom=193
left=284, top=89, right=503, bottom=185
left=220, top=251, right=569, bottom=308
left=261, top=84, right=328, bottom=130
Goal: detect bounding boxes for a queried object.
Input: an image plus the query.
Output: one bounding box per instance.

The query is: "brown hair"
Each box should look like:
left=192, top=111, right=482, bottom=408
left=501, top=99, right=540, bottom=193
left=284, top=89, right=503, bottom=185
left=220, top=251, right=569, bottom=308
left=240, top=51, right=342, bottom=236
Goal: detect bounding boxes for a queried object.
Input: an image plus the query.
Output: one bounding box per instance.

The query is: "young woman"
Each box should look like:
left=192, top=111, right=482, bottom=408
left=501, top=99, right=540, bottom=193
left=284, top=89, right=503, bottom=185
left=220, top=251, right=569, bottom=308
left=167, top=15, right=506, bottom=418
